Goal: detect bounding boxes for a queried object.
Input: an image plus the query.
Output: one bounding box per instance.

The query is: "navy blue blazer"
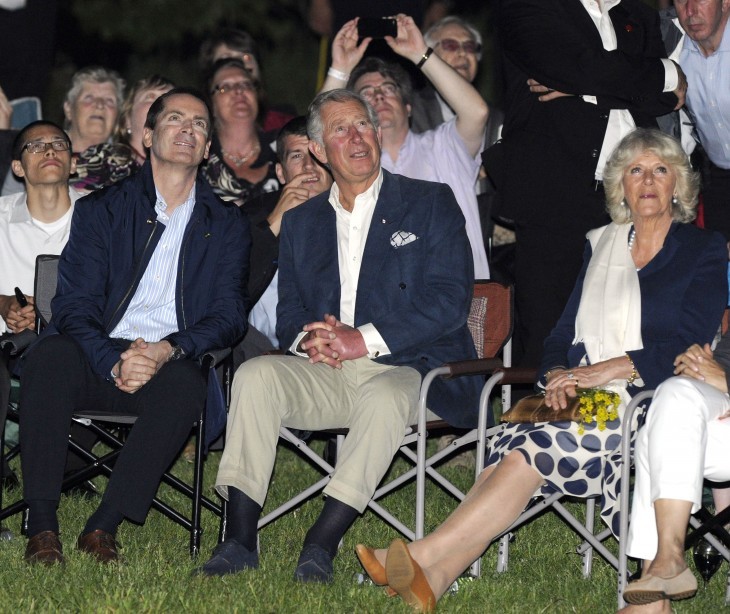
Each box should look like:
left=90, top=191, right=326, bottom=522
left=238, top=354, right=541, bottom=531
left=540, top=223, right=728, bottom=392
left=49, top=161, right=250, bottom=379
left=276, top=170, right=484, bottom=428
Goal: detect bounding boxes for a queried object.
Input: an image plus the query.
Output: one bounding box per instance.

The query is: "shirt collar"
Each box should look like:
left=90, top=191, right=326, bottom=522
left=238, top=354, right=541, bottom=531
left=328, top=168, right=384, bottom=212
left=9, top=187, right=81, bottom=224
left=154, top=184, right=196, bottom=222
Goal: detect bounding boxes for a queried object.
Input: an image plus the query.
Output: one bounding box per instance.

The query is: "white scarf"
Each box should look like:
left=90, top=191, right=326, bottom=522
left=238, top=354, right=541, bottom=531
left=574, top=223, right=644, bottom=399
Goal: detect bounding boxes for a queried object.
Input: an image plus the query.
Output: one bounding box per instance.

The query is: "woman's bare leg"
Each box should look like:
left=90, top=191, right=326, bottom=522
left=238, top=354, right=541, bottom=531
left=372, top=451, right=544, bottom=600
left=619, top=499, right=693, bottom=613
left=645, top=499, right=692, bottom=579
left=712, top=486, right=730, bottom=515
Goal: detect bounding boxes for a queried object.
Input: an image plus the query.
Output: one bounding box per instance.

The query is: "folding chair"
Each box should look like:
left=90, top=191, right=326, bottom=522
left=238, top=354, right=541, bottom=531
left=479, top=366, right=629, bottom=581
left=256, top=281, right=514, bottom=554
left=617, top=390, right=730, bottom=608
left=0, top=255, right=229, bottom=556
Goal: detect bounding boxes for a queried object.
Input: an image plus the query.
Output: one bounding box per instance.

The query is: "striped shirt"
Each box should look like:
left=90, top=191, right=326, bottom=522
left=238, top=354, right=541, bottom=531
left=109, top=186, right=195, bottom=342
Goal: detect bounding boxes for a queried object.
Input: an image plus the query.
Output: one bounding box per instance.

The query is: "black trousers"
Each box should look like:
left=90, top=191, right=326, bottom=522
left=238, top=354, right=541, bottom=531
left=512, top=185, right=608, bottom=369
left=701, top=164, right=730, bottom=242
left=1, top=351, right=11, bottom=477
left=19, top=334, right=206, bottom=524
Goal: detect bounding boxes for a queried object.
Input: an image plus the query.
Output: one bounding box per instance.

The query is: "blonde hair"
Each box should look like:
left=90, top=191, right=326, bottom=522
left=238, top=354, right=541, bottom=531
left=603, top=128, right=699, bottom=224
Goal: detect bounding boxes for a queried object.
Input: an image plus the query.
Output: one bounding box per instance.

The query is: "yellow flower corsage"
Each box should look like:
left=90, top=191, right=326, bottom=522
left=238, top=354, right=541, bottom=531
left=576, top=388, right=621, bottom=435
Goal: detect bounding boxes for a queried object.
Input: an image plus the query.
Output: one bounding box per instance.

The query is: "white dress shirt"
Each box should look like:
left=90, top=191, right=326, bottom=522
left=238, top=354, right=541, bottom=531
left=579, top=0, right=678, bottom=179
left=290, top=170, right=390, bottom=359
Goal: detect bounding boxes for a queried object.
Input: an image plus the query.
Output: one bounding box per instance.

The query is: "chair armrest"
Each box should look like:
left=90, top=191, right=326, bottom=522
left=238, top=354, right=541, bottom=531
left=442, top=358, right=503, bottom=378
left=0, top=329, right=37, bottom=356
left=199, top=347, right=231, bottom=370
left=495, top=366, right=538, bottom=385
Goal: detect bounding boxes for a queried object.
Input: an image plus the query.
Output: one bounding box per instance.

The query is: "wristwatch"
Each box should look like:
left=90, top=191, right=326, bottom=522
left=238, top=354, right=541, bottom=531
left=168, top=342, right=186, bottom=361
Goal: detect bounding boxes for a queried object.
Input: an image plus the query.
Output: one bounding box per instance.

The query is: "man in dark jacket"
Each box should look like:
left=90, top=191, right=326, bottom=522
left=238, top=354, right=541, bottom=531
left=19, top=88, right=250, bottom=565
left=199, top=89, right=482, bottom=584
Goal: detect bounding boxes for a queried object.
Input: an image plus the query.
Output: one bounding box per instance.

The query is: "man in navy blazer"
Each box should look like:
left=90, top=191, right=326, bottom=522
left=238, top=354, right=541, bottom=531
left=201, top=89, right=483, bottom=583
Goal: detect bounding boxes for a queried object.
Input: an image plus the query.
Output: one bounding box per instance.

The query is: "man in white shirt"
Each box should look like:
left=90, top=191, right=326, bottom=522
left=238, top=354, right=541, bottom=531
left=199, top=88, right=483, bottom=584
left=670, top=0, right=730, bottom=240
left=0, top=120, right=79, bottom=490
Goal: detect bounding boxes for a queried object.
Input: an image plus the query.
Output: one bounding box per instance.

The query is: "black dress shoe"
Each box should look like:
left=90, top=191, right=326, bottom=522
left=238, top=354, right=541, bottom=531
left=194, top=539, right=259, bottom=576
left=294, top=544, right=334, bottom=583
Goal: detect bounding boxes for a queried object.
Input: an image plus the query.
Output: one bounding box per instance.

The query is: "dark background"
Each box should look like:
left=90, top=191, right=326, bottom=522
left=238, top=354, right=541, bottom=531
left=0, top=0, right=497, bottom=124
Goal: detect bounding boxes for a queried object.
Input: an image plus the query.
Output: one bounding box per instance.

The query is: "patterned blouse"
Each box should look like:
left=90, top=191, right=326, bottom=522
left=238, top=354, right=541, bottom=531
left=200, top=133, right=280, bottom=208
left=70, top=142, right=140, bottom=193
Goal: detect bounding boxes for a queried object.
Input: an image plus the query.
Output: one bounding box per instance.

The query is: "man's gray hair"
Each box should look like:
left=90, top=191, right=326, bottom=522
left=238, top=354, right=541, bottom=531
left=306, top=89, right=380, bottom=147
left=424, top=16, right=483, bottom=62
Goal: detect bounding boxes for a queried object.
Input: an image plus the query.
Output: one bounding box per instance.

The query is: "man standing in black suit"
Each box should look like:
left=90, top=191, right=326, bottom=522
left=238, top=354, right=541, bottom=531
left=491, top=0, right=687, bottom=367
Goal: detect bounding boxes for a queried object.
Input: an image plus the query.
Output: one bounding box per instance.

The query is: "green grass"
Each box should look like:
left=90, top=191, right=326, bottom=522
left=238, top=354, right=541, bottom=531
left=1, top=440, right=727, bottom=613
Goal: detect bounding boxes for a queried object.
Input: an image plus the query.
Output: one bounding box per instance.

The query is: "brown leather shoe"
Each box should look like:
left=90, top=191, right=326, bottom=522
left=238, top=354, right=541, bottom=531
left=25, top=530, right=64, bottom=565
left=77, top=529, right=120, bottom=563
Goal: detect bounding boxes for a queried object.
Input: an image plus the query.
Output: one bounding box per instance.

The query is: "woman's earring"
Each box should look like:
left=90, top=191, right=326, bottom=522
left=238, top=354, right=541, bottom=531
left=621, top=198, right=628, bottom=207
left=672, top=195, right=678, bottom=205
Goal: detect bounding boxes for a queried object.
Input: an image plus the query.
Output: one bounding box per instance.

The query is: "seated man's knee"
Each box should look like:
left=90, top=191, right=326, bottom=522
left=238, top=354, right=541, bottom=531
left=23, top=334, right=85, bottom=376
left=232, top=355, right=286, bottom=389
left=159, top=359, right=206, bottom=399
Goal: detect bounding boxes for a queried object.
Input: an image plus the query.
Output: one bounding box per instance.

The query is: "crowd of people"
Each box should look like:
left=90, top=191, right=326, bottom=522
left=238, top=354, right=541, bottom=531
left=1, top=1, right=730, bottom=612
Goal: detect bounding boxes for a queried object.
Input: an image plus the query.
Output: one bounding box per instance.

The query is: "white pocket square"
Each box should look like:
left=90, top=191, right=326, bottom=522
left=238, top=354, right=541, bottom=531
left=390, top=230, right=419, bottom=248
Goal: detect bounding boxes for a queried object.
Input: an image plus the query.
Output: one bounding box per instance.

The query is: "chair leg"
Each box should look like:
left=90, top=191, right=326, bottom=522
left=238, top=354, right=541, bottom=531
left=190, top=411, right=206, bottom=557
left=581, top=498, right=595, bottom=578
left=218, top=497, right=227, bottom=544
left=497, top=533, right=511, bottom=573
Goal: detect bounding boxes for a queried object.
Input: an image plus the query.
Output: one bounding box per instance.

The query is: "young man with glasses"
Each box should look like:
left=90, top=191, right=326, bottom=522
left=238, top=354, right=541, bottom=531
left=0, top=120, right=80, bottom=491
left=320, top=13, right=490, bottom=280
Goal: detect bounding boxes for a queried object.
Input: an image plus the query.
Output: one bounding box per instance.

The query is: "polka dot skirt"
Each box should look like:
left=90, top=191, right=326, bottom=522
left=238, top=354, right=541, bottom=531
left=486, top=407, right=636, bottom=536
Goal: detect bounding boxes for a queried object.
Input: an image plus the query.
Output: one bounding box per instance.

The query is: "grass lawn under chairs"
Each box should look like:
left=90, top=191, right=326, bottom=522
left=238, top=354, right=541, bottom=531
left=0, top=438, right=726, bottom=612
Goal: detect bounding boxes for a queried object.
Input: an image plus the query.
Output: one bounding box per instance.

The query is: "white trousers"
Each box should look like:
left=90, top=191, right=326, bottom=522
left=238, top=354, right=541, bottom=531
left=215, top=355, right=421, bottom=513
left=627, top=376, right=730, bottom=560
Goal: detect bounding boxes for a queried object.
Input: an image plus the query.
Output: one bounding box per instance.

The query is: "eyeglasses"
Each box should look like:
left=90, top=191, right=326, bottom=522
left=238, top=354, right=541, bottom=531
left=357, top=82, right=399, bottom=101
left=436, top=38, right=482, bottom=54
left=211, top=81, right=256, bottom=96
left=23, top=140, right=71, bottom=154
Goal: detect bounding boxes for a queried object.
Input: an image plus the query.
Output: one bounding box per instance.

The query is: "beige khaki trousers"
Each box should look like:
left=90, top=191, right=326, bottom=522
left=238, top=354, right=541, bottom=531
left=216, top=354, right=421, bottom=513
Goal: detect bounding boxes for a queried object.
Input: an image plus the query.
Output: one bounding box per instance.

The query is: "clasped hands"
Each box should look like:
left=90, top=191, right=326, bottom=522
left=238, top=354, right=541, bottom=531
left=299, top=313, right=367, bottom=369
left=112, top=338, right=172, bottom=393
left=674, top=343, right=727, bottom=393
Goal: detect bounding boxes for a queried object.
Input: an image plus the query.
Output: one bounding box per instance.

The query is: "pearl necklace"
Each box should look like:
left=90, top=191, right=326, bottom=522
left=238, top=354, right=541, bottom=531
left=628, top=226, right=641, bottom=271
left=221, top=144, right=261, bottom=167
